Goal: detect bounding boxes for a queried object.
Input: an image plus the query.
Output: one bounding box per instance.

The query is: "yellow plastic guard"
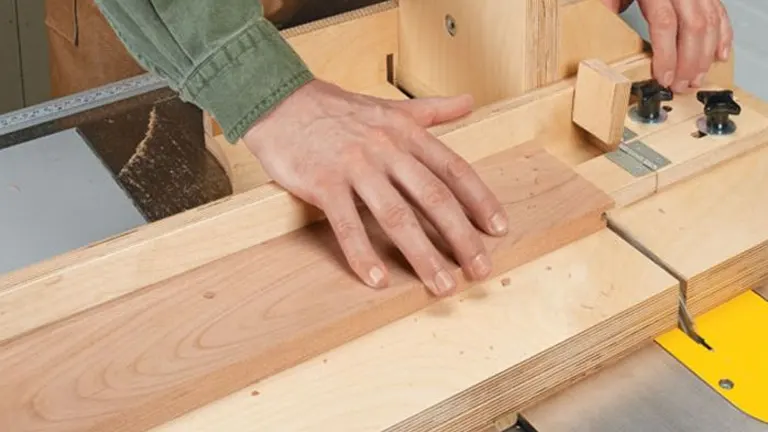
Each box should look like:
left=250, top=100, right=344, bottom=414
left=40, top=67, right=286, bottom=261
left=656, top=290, right=768, bottom=423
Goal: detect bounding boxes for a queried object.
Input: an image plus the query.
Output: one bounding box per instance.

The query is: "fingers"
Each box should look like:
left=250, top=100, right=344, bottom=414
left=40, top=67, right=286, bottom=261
left=716, top=2, right=733, bottom=61
left=642, top=0, right=732, bottom=92
left=387, top=154, right=493, bottom=281
left=639, top=0, right=678, bottom=87
left=319, top=185, right=389, bottom=289
left=387, top=94, right=475, bottom=127
left=406, top=126, right=508, bottom=238
left=350, top=168, right=458, bottom=297
left=671, top=0, right=718, bottom=91
left=693, top=1, right=721, bottom=87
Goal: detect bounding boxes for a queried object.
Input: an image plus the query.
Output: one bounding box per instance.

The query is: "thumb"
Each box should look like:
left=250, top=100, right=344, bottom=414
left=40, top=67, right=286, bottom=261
left=390, top=94, right=474, bottom=127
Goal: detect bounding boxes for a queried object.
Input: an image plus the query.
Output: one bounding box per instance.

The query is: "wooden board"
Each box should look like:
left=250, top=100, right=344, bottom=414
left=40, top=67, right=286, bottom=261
left=0, top=142, right=613, bottom=432
left=395, top=0, right=532, bottom=104
left=608, top=143, right=768, bottom=317
left=150, top=229, right=679, bottom=432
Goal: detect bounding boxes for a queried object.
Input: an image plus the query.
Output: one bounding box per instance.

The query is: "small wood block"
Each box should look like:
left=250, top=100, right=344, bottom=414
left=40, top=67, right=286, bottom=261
left=573, top=59, right=632, bottom=151
left=0, top=142, right=613, bottom=432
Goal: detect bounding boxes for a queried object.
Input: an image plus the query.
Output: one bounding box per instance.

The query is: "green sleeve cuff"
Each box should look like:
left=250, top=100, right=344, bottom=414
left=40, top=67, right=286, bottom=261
left=178, top=17, right=314, bottom=143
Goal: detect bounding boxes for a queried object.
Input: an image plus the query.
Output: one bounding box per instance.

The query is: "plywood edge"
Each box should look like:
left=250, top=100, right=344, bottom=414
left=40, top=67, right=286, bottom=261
left=525, top=0, right=559, bottom=90
left=151, top=229, right=679, bottom=432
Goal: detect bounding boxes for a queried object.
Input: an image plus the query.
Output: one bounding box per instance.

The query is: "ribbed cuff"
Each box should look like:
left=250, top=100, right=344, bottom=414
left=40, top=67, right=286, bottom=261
left=179, top=18, right=314, bottom=143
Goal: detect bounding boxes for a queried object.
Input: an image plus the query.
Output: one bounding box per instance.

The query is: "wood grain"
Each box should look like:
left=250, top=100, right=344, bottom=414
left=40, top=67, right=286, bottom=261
left=152, top=229, right=678, bottom=432
left=0, top=142, right=613, bottom=432
left=396, top=0, right=529, bottom=104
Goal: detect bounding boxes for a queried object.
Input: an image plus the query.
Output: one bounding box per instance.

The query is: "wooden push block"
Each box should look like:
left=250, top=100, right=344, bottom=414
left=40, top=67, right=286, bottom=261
left=573, top=59, right=632, bottom=151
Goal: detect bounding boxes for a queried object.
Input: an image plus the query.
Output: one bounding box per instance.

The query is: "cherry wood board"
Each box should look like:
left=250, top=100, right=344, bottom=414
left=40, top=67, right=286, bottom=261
left=0, top=142, right=613, bottom=432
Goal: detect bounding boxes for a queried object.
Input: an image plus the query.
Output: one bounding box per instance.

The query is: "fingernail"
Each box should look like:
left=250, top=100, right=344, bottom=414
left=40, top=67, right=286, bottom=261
left=471, top=254, right=492, bottom=278
left=490, top=212, right=508, bottom=235
left=721, top=46, right=730, bottom=60
left=692, top=73, right=705, bottom=88
left=663, top=71, right=674, bottom=87
left=368, top=266, right=385, bottom=287
left=434, top=270, right=456, bottom=295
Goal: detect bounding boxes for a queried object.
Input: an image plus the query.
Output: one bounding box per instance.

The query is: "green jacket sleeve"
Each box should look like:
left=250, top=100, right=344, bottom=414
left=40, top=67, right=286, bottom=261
left=94, top=0, right=314, bottom=143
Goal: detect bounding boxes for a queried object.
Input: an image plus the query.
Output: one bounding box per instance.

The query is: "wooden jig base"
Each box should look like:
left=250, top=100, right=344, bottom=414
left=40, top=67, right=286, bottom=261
left=2, top=1, right=768, bottom=431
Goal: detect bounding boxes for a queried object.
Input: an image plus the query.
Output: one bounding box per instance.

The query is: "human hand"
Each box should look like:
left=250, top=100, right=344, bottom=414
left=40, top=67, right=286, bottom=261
left=638, top=0, right=733, bottom=93
left=243, top=79, right=508, bottom=296
left=604, top=0, right=733, bottom=93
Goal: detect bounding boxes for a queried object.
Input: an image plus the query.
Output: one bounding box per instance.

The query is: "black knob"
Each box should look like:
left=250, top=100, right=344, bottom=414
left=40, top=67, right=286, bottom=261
left=697, top=90, right=741, bottom=135
left=630, top=79, right=674, bottom=123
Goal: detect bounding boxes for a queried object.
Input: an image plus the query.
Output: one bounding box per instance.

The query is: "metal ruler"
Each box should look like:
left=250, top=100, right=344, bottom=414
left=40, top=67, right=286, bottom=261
left=0, top=73, right=167, bottom=136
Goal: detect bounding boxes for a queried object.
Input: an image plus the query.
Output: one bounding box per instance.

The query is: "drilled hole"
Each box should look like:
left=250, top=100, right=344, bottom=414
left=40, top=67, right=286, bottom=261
left=445, top=14, right=457, bottom=36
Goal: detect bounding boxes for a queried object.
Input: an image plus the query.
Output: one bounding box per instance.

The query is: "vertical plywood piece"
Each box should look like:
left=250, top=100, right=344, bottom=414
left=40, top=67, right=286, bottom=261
left=573, top=59, right=632, bottom=151
left=395, top=0, right=556, bottom=105
left=395, top=0, right=645, bottom=106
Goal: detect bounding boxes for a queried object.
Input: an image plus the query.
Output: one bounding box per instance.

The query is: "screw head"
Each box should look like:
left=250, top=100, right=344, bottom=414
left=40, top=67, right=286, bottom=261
left=445, top=14, right=457, bottom=36
left=719, top=378, right=734, bottom=390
